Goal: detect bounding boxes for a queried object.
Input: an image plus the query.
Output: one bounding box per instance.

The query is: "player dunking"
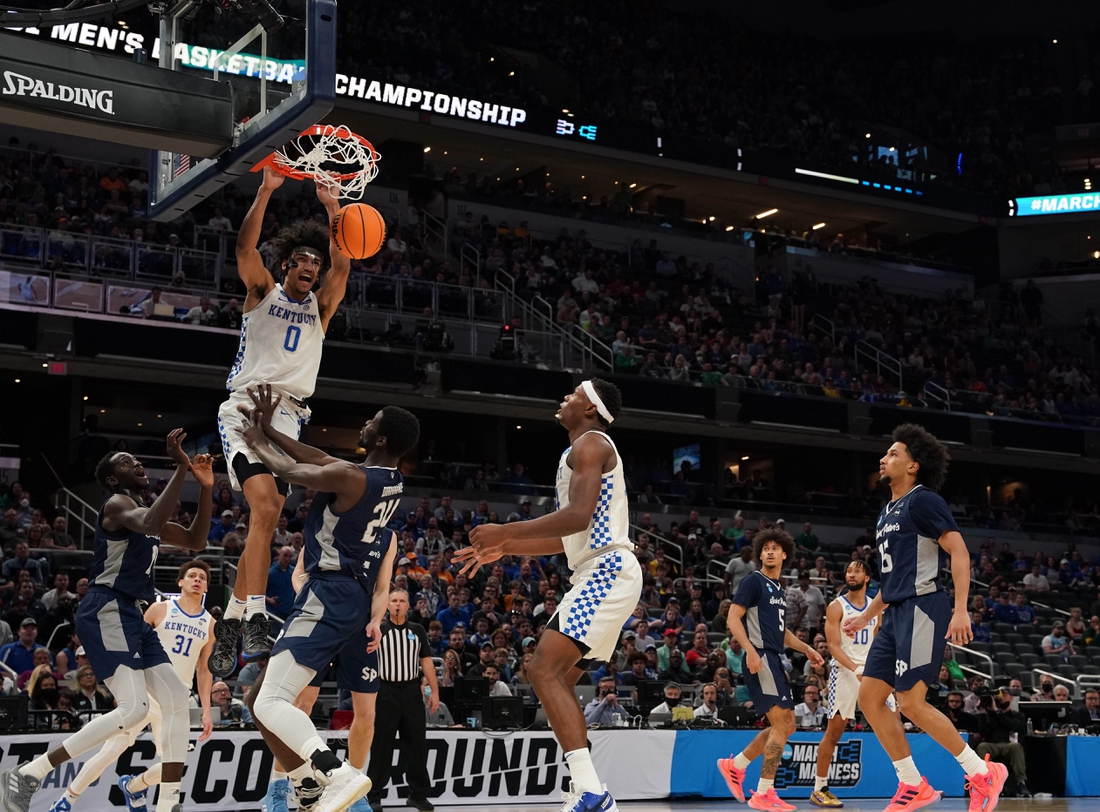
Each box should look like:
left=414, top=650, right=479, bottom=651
left=45, top=560, right=216, bottom=812
left=810, top=560, right=894, bottom=808
left=717, top=529, right=823, bottom=812
left=1, top=432, right=212, bottom=812
left=844, top=424, right=1006, bottom=812
left=456, top=379, right=642, bottom=812
left=235, top=385, right=418, bottom=812
left=210, top=166, right=352, bottom=676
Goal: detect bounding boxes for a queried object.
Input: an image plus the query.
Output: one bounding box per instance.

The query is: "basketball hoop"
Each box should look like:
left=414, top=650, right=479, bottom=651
left=254, top=124, right=380, bottom=200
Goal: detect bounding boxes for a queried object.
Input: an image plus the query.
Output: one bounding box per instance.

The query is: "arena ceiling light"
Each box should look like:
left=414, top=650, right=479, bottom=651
left=755, top=208, right=778, bottom=219
left=795, top=168, right=860, bottom=185
left=812, top=222, right=826, bottom=230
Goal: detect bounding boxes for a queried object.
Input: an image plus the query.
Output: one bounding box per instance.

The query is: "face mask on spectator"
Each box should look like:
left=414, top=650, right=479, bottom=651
left=665, top=695, right=679, bottom=708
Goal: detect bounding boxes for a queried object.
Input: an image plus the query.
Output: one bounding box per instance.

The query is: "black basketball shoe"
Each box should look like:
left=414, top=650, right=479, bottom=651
left=208, top=617, right=241, bottom=677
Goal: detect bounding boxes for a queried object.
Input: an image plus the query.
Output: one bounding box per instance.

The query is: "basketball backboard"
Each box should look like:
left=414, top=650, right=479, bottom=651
left=148, top=0, right=336, bottom=222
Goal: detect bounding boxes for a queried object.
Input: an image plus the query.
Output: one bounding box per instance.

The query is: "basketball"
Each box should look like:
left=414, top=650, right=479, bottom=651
left=331, top=203, right=385, bottom=260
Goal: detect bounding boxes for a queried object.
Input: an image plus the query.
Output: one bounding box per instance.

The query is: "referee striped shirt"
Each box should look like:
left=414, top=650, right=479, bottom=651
left=377, top=617, right=431, bottom=683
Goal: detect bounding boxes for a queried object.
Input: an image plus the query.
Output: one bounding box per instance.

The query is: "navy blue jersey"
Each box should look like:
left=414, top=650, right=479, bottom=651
left=875, top=485, right=959, bottom=604
left=732, top=570, right=787, bottom=653
left=88, top=502, right=160, bottom=603
left=302, top=465, right=402, bottom=590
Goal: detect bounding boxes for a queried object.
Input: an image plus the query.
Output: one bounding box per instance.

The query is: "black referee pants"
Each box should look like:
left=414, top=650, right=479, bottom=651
left=367, top=679, right=431, bottom=802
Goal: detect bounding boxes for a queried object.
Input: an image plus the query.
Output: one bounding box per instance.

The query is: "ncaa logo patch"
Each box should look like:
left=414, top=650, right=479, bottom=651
left=775, top=740, right=863, bottom=789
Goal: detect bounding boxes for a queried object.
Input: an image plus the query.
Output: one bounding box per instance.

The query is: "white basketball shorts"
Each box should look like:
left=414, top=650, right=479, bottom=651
left=552, top=548, right=643, bottom=663
left=217, top=390, right=311, bottom=491
left=827, top=660, right=897, bottom=720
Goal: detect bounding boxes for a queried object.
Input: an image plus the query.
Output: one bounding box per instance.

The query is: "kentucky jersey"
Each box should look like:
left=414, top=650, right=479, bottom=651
left=155, top=598, right=212, bottom=686
left=875, top=484, right=958, bottom=604
left=226, top=283, right=324, bottom=401
left=302, top=465, right=402, bottom=590
left=88, top=503, right=160, bottom=603
left=835, top=594, right=879, bottom=667
left=732, top=571, right=788, bottom=653
left=554, top=430, right=633, bottom=569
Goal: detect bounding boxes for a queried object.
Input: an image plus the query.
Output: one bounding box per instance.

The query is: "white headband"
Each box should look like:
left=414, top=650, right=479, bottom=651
left=581, top=380, right=614, bottom=424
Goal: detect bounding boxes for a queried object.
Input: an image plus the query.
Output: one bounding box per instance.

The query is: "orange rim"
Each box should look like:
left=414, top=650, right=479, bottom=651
left=251, top=125, right=379, bottom=181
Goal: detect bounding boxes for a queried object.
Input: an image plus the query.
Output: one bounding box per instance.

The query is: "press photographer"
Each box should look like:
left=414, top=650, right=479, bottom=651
left=973, top=689, right=1031, bottom=798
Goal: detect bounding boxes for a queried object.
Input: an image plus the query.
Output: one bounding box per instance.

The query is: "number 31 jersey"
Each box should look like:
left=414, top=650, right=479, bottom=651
left=154, top=598, right=213, bottom=686
left=226, top=283, right=324, bottom=402
left=302, top=465, right=402, bottom=591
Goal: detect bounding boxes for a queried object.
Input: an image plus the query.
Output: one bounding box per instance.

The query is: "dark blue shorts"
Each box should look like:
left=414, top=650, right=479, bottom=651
left=863, top=590, right=951, bottom=692
left=743, top=649, right=794, bottom=714
left=272, top=576, right=379, bottom=694
left=77, top=588, right=171, bottom=682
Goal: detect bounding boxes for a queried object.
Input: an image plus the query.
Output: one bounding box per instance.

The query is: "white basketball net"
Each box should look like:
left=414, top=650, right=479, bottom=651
left=270, top=124, right=380, bottom=200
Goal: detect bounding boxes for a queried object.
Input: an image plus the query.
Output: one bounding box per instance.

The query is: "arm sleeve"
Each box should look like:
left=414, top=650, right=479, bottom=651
left=910, top=490, right=960, bottom=539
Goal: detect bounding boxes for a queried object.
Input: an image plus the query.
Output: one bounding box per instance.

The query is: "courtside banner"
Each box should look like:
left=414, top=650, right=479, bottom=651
left=669, top=731, right=964, bottom=798
left=4, top=729, right=672, bottom=811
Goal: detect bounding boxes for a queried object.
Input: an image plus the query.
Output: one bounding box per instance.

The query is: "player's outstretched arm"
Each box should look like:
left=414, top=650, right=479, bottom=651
left=235, top=166, right=281, bottom=304
left=104, top=429, right=191, bottom=537
left=245, top=384, right=342, bottom=466
left=824, top=601, right=860, bottom=673
left=939, top=530, right=974, bottom=645
left=314, top=182, right=351, bottom=331
left=160, top=453, right=215, bottom=552
left=238, top=413, right=365, bottom=494
left=842, top=592, right=887, bottom=636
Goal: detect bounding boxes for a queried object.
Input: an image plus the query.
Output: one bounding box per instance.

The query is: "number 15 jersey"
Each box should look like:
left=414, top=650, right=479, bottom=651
left=226, top=283, right=324, bottom=402
left=302, top=465, right=402, bottom=591
left=875, top=484, right=959, bottom=604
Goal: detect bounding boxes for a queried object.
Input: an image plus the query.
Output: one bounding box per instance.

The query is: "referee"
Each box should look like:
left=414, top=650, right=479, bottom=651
left=367, top=588, right=439, bottom=812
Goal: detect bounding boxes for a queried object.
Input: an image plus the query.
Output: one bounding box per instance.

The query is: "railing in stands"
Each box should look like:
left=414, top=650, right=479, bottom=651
left=949, top=643, right=994, bottom=682
left=1031, top=667, right=1079, bottom=698
left=923, top=380, right=950, bottom=406
left=460, top=241, right=481, bottom=286
left=809, top=313, right=834, bottom=343
left=855, top=339, right=903, bottom=388
left=52, top=488, right=99, bottom=548
left=629, top=523, right=683, bottom=569
left=421, top=211, right=449, bottom=257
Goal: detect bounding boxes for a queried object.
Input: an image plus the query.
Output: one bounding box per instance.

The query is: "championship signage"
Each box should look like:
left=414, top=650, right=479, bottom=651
left=775, top=740, right=862, bottom=789
left=335, top=75, right=527, bottom=128
left=1010, top=192, right=1100, bottom=217
left=2, top=729, right=666, bottom=811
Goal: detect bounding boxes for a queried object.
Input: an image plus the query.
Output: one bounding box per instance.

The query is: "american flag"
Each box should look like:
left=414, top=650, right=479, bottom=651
left=172, top=153, right=191, bottom=180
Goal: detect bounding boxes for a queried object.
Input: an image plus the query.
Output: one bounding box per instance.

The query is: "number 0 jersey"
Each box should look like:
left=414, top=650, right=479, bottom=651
left=154, top=597, right=212, bottom=687
left=302, top=465, right=402, bottom=590
left=833, top=594, right=879, bottom=668
left=226, top=283, right=324, bottom=402
left=875, top=484, right=959, bottom=604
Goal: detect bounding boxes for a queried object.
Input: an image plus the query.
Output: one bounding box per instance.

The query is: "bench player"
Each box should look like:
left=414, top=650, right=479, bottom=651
left=456, top=379, right=644, bottom=812
left=810, top=559, right=894, bottom=808
left=844, top=424, right=1006, bottom=812
left=45, top=560, right=216, bottom=812
left=717, top=529, right=823, bottom=812
left=1, top=432, right=212, bottom=812
left=210, top=166, right=352, bottom=676
left=236, top=386, right=417, bottom=812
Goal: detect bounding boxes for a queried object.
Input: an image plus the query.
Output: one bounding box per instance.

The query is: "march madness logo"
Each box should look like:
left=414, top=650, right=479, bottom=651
left=775, top=740, right=862, bottom=789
